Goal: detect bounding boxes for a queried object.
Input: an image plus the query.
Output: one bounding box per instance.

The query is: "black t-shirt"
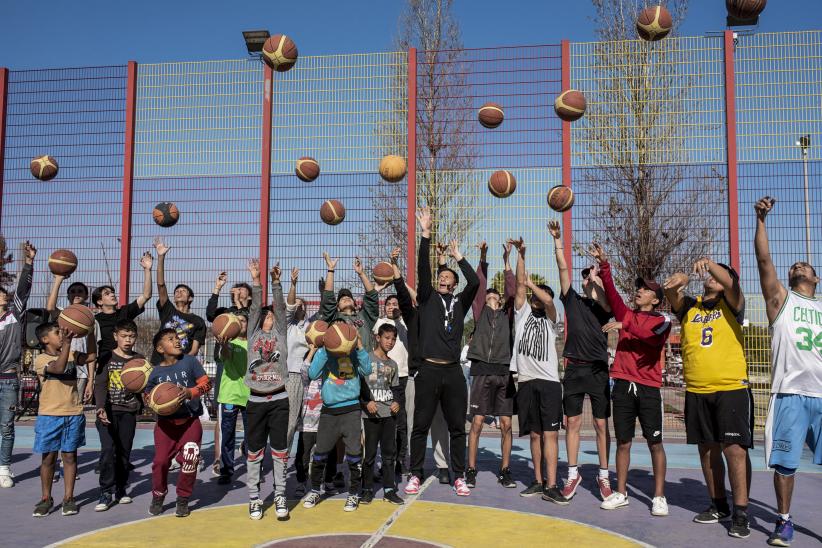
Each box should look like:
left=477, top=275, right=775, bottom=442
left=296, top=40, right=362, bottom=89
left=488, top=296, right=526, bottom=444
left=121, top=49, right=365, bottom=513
left=150, top=300, right=206, bottom=363
left=560, top=286, right=611, bottom=364
left=96, top=300, right=145, bottom=366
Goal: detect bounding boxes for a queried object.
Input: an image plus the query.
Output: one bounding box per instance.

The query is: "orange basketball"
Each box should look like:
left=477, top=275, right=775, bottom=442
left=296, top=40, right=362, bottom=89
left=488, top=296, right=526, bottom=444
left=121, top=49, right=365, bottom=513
left=57, top=304, right=95, bottom=337
left=554, top=90, right=587, bottom=122
left=262, top=34, right=298, bottom=72
left=30, top=155, right=59, bottom=181
left=379, top=155, right=407, bottom=183
left=121, top=357, right=153, bottom=393
left=323, top=322, right=358, bottom=357
left=48, top=249, right=77, bottom=276
left=726, top=0, right=766, bottom=19
left=547, top=185, right=575, bottom=212
left=478, top=102, right=504, bottom=129
left=153, top=202, right=179, bottom=227
left=373, top=261, right=395, bottom=284
left=320, top=199, right=346, bottom=225
left=148, top=382, right=184, bottom=416
left=212, top=313, right=242, bottom=339
left=305, top=320, right=329, bottom=347
left=296, top=157, right=320, bottom=182
left=488, top=170, right=516, bottom=198
left=636, top=5, right=673, bottom=41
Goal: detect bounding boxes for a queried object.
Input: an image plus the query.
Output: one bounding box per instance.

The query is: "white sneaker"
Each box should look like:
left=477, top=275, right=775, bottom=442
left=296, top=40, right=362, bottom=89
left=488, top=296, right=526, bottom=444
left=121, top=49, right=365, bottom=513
left=651, top=496, right=669, bottom=516
left=274, top=495, right=288, bottom=518
left=248, top=498, right=263, bottom=520
left=600, top=491, right=629, bottom=510
left=0, top=466, right=14, bottom=488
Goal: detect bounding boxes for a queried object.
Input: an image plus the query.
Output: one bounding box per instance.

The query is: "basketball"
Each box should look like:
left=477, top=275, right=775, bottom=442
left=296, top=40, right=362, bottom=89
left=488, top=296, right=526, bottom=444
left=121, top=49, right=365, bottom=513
left=57, top=304, right=95, bottom=337
left=373, top=261, right=395, bottom=284
left=262, top=34, right=298, bottom=72
left=488, top=170, right=517, bottom=198
left=305, top=320, right=329, bottom=347
left=120, top=357, right=153, bottom=393
left=636, top=5, right=673, bottom=41
left=726, top=0, right=766, bottom=19
left=48, top=249, right=77, bottom=276
left=296, top=156, right=320, bottom=182
left=320, top=199, right=346, bottom=225
left=554, top=90, right=587, bottom=122
left=153, top=202, right=179, bottom=227
left=379, top=155, right=407, bottom=183
left=478, top=102, right=504, bottom=128
left=212, top=313, right=242, bottom=339
left=30, top=155, right=59, bottom=181
left=323, top=322, right=358, bottom=357
left=148, top=382, right=184, bottom=416
left=547, top=185, right=575, bottom=212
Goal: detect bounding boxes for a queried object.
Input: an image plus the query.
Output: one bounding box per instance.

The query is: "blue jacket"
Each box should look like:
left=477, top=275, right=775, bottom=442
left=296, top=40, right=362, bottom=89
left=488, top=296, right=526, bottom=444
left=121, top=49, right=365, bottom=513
left=308, top=347, right=371, bottom=409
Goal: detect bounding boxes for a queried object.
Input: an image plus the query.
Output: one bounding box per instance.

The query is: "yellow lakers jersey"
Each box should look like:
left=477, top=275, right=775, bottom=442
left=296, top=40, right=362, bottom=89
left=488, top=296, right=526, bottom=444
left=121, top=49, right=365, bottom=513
left=680, top=296, right=748, bottom=393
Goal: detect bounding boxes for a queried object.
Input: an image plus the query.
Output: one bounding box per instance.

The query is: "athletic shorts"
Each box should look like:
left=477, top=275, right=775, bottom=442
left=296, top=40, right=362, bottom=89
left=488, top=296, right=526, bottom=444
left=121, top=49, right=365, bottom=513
left=611, top=379, right=663, bottom=442
left=765, top=393, right=822, bottom=470
left=469, top=374, right=516, bottom=417
left=562, top=362, right=610, bottom=419
left=685, top=388, right=753, bottom=448
left=516, top=379, right=562, bottom=436
left=33, top=414, right=86, bottom=453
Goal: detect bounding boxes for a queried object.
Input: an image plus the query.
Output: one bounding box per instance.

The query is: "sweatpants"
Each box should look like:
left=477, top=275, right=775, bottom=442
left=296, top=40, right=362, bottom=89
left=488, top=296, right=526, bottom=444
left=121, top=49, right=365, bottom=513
left=219, top=403, right=247, bottom=477
left=395, top=376, right=408, bottom=467
left=311, top=410, right=362, bottom=496
left=286, top=372, right=304, bottom=451
left=246, top=398, right=289, bottom=500
left=363, top=415, right=397, bottom=492
left=152, top=417, right=203, bottom=499
left=406, top=376, right=450, bottom=469
left=97, top=409, right=137, bottom=495
left=295, top=431, right=337, bottom=484
left=410, top=362, right=467, bottom=479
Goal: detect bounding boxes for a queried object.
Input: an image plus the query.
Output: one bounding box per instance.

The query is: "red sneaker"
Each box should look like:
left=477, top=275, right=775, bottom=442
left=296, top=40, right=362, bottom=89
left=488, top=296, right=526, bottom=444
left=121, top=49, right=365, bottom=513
left=597, top=475, right=613, bottom=500
left=561, top=475, right=582, bottom=499
left=404, top=475, right=421, bottom=495
left=453, top=478, right=470, bottom=496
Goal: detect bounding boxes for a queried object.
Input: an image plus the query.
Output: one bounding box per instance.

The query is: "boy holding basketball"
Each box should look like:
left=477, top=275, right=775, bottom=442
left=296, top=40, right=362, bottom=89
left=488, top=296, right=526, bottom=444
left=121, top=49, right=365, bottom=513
left=32, top=322, right=84, bottom=517
left=93, top=320, right=143, bottom=511
left=320, top=253, right=380, bottom=351
left=214, top=311, right=249, bottom=485
left=144, top=328, right=212, bottom=518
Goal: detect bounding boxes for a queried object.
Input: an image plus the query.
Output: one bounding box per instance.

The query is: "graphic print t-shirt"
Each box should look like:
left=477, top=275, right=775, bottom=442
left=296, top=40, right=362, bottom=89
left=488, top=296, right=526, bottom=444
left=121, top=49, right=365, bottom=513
left=362, top=353, right=399, bottom=418
left=300, top=365, right=323, bottom=433
left=151, top=300, right=206, bottom=363
left=144, top=355, right=207, bottom=419
left=94, top=351, right=142, bottom=413
left=510, top=302, right=559, bottom=382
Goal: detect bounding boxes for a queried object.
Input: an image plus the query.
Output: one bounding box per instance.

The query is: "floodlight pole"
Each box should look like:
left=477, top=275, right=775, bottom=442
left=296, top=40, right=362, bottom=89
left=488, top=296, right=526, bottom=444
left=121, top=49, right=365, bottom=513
left=799, top=138, right=812, bottom=263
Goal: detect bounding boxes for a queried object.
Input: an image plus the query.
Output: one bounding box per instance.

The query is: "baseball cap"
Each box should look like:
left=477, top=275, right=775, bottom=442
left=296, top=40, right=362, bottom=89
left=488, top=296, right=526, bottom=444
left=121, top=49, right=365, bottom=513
left=337, top=288, right=354, bottom=301
left=635, top=277, right=663, bottom=302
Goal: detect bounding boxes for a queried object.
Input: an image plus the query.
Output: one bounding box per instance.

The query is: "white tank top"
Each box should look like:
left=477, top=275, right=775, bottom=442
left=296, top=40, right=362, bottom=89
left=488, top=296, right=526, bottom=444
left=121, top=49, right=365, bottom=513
left=769, top=291, right=822, bottom=397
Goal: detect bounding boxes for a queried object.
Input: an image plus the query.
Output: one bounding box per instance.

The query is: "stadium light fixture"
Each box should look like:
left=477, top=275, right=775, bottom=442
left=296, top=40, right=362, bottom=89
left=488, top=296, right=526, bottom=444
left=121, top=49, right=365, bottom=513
left=242, top=30, right=270, bottom=54
left=797, top=135, right=811, bottom=151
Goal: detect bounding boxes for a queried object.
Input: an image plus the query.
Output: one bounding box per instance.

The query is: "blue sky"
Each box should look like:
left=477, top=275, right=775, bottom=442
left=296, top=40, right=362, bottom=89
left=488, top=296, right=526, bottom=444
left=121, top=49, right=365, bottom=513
left=2, top=0, right=821, bottom=69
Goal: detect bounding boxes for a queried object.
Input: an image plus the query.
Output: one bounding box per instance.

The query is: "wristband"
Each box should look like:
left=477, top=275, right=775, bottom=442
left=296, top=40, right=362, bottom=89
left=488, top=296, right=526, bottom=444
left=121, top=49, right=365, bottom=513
left=327, top=269, right=335, bottom=273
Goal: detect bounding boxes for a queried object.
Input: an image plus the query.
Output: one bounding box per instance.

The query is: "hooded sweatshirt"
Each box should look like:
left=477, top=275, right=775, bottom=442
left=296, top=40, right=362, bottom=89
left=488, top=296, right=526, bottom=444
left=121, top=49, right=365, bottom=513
left=0, top=263, right=32, bottom=375
left=308, top=346, right=371, bottom=413
left=244, top=282, right=289, bottom=402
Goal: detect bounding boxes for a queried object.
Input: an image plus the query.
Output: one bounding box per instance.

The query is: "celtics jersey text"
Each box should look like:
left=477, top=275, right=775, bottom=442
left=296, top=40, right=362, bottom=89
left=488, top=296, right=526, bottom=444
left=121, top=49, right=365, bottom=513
left=770, top=291, right=822, bottom=397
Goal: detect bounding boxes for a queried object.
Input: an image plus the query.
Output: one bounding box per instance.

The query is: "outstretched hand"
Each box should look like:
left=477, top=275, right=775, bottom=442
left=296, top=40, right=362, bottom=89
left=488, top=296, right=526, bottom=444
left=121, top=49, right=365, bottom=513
left=754, top=196, right=775, bottom=222
left=215, top=271, right=228, bottom=289
left=290, top=267, right=299, bottom=284
left=353, top=257, right=364, bottom=275
left=23, top=241, right=37, bottom=264
left=587, top=243, right=606, bottom=264
left=416, top=206, right=432, bottom=234
left=270, top=262, right=282, bottom=282
left=153, top=236, right=170, bottom=257
left=247, top=258, right=260, bottom=280
left=323, top=252, right=338, bottom=271
left=663, top=272, right=689, bottom=291
left=547, top=220, right=561, bottom=239
left=139, top=251, right=153, bottom=270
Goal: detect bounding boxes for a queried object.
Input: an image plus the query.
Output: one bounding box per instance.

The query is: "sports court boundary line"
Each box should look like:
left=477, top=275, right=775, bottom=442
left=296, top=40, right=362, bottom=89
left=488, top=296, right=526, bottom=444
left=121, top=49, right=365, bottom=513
left=361, top=475, right=436, bottom=548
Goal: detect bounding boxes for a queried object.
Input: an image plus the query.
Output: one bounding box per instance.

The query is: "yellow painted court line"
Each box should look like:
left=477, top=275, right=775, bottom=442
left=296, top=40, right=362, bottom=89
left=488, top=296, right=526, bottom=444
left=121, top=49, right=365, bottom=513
left=362, top=475, right=436, bottom=548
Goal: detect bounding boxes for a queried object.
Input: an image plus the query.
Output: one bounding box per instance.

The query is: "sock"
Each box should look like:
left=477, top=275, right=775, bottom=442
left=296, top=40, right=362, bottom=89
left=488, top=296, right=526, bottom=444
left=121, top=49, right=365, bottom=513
left=599, top=468, right=609, bottom=479
left=712, top=497, right=729, bottom=511
left=734, top=505, right=748, bottom=515
left=568, top=466, right=579, bottom=480
left=779, top=513, right=790, bottom=521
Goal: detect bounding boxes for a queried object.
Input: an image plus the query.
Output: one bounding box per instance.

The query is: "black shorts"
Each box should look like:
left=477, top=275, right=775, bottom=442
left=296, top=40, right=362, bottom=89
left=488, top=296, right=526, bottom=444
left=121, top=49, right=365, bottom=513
left=685, top=388, right=754, bottom=448
left=516, top=379, right=563, bottom=436
left=611, top=379, right=663, bottom=442
left=246, top=398, right=289, bottom=452
left=562, top=362, right=610, bottom=419
left=470, top=374, right=516, bottom=417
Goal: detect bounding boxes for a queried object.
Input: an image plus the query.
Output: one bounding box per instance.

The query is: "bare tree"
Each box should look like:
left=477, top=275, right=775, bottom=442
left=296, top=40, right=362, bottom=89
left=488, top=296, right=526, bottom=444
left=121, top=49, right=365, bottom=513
left=0, top=236, right=17, bottom=289
left=360, top=0, right=481, bottom=272
left=580, top=0, right=726, bottom=292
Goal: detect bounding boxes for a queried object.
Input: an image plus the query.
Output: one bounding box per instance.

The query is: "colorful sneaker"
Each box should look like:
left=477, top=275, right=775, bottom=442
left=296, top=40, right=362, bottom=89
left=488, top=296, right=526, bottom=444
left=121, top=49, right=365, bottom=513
left=651, top=496, right=669, bottom=517
left=561, top=474, right=582, bottom=499
left=404, top=475, right=421, bottom=495
left=453, top=478, right=470, bottom=496
left=520, top=481, right=544, bottom=497
left=360, top=490, right=374, bottom=505
left=542, top=485, right=570, bottom=506
left=383, top=490, right=404, bottom=505
left=728, top=510, right=751, bottom=539
left=693, top=505, right=731, bottom=524
left=465, top=468, right=478, bottom=488
left=33, top=497, right=53, bottom=517
left=61, top=497, right=79, bottom=516
left=248, top=498, right=263, bottom=520
left=497, top=468, right=516, bottom=488
left=148, top=494, right=165, bottom=516
left=175, top=497, right=190, bottom=518
left=600, top=491, right=629, bottom=510
left=597, top=475, right=613, bottom=500
left=303, top=491, right=321, bottom=509
left=274, top=495, right=288, bottom=518
left=95, top=492, right=114, bottom=512
left=767, top=518, right=794, bottom=547
left=343, top=495, right=359, bottom=512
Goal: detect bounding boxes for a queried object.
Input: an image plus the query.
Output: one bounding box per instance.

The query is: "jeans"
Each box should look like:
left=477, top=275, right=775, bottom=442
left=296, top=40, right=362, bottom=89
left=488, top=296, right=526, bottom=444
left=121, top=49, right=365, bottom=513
left=219, top=403, right=247, bottom=477
left=0, top=379, right=19, bottom=466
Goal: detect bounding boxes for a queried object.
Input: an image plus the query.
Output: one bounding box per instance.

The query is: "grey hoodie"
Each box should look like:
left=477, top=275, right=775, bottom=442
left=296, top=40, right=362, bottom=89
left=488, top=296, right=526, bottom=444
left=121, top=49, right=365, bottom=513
left=244, top=282, right=289, bottom=400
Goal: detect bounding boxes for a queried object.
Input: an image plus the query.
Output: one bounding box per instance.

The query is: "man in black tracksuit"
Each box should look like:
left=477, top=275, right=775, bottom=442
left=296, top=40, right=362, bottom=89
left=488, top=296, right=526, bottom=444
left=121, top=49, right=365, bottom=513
left=405, top=207, right=479, bottom=497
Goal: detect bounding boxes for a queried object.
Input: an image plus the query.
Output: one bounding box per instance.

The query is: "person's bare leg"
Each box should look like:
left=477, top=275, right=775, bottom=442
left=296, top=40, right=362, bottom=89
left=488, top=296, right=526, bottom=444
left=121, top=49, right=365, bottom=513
left=499, top=416, right=512, bottom=469
left=40, top=452, right=57, bottom=500
left=722, top=443, right=749, bottom=508
left=61, top=452, right=77, bottom=500
left=698, top=442, right=726, bottom=500
left=467, top=415, right=484, bottom=469
left=565, top=414, right=581, bottom=470
left=773, top=472, right=795, bottom=515
left=530, top=432, right=543, bottom=484
left=648, top=441, right=666, bottom=498
left=593, top=417, right=610, bottom=469
left=544, top=431, right=559, bottom=486
left=615, top=439, right=632, bottom=494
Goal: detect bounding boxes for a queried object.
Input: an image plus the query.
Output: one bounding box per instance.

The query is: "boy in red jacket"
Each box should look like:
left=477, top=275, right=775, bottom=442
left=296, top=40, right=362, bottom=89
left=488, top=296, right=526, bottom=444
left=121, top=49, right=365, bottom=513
left=590, top=244, right=671, bottom=517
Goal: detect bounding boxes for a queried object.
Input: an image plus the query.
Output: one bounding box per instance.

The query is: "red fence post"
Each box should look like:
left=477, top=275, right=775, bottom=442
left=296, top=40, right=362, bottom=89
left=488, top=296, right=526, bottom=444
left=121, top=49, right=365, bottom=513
left=0, top=68, right=8, bottom=233
left=259, top=64, right=274, bottom=304
left=560, top=40, right=573, bottom=273
left=723, top=30, right=741, bottom=273
left=119, top=61, right=138, bottom=306
left=406, top=48, right=417, bottom=286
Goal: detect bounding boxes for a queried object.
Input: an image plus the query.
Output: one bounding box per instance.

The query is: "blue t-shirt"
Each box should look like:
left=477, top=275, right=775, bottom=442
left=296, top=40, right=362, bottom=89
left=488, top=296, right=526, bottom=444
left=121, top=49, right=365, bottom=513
left=144, top=354, right=206, bottom=419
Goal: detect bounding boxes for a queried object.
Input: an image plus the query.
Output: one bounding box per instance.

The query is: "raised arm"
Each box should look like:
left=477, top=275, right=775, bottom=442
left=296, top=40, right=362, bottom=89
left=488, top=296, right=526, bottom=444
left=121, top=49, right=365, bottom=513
left=471, top=242, right=489, bottom=321
left=353, top=257, right=375, bottom=293
left=46, top=275, right=64, bottom=320
left=13, top=242, right=35, bottom=320
left=320, top=253, right=338, bottom=321
left=453, top=241, right=480, bottom=314
left=247, top=259, right=262, bottom=332
left=590, top=243, right=629, bottom=322
left=662, top=272, right=689, bottom=315
left=701, top=258, right=744, bottom=313
left=416, top=207, right=433, bottom=303
left=153, top=237, right=171, bottom=307
left=270, top=262, right=287, bottom=322
left=525, top=276, right=557, bottom=322
left=753, top=197, right=786, bottom=324
left=287, top=267, right=298, bottom=306
left=45, top=329, right=75, bottom=374
left=135, top=251, right=153, bottom=308
left=548, top=221, right=571, bottom=297
left=513, top=238, right=527, bottom=310
left=206, top=272, right=227, bottom=322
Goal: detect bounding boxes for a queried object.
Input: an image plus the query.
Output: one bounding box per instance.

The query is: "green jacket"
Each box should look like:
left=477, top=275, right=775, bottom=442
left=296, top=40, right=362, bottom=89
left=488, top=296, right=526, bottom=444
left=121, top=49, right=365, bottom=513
left=320, top=289, right=379, bottom=351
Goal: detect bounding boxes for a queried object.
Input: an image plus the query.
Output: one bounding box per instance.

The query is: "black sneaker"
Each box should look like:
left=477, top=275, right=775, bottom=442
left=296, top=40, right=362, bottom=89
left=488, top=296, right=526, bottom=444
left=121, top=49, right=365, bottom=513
left=343, top=495, right=359, bottom=512
left=383, top=490, right=404, bottom=505
left=33, top=497, right=53, bottom=517
left=520, top=481, right=545, bottom=497
left=61, top=498, right=79, bottom=516
left=693, top=505, right=731, bottom=524
left=95, top=492, right=114, bottom=512
left=465, top=468, right=477, bottom=488
left=729, top=511, right=751, bottom=539
left=497, top=468, right=516, bottom=488
left=542, top=485, right=570, bottom=506
left=217, top=475, right=231, bottom=485
left=360, top=489, right=374, bottom=504
left=175, top=497, right=190, bottom=518
left=438, top=468, right=451, bottom=485
left=148, top=495, right=165, bottom=516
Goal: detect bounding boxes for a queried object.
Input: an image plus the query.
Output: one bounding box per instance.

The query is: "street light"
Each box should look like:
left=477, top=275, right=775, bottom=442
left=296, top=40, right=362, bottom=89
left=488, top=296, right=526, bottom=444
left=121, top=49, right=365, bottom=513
left=796, top=135, right=812, bottom=263
left=242, top=30, right=270, bottom=55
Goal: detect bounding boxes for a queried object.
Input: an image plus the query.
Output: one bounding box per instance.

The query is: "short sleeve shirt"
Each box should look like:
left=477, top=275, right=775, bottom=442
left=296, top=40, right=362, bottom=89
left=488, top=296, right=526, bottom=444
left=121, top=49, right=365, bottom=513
left=96, top=300, right=145, bottom=357
left=560, top=286, right=611, bottom=364
left=510, top=302, right=559, bottom=382
left=150, top=300, right=206, bottom=363
left=35, top=352, right=83, bottom=416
